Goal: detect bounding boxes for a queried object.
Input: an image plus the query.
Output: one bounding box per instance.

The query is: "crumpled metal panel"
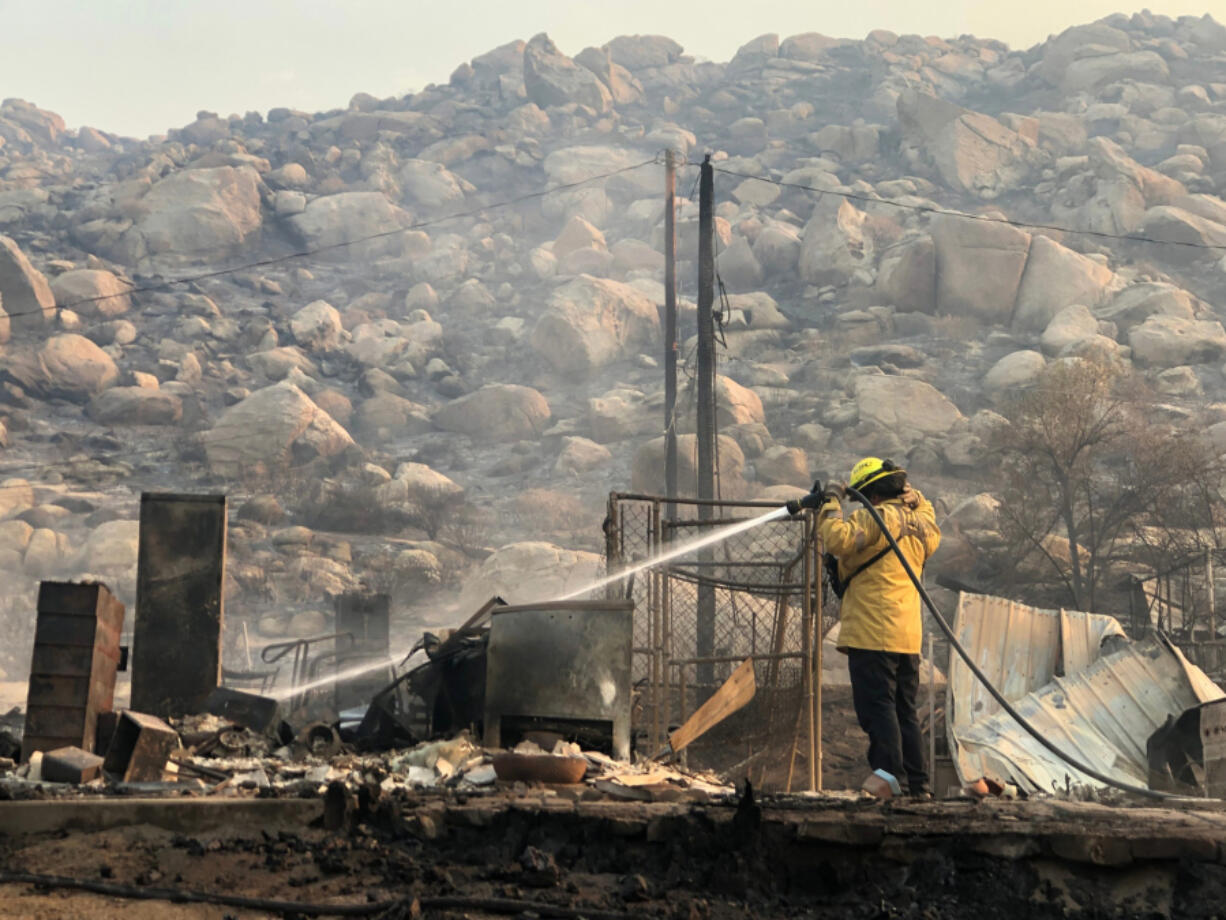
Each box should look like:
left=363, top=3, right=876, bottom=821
left=946, top=593, right=1126, bottom=784
left=957, top=635, right=1223, bottom=793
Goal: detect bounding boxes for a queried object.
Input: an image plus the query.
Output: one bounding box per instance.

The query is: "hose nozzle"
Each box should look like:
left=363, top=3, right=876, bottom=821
left=785, top=480, right=825, bottom=516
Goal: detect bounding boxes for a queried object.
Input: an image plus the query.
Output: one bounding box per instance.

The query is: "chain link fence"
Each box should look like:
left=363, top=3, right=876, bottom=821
left=603, top=492, right=831, bottom=791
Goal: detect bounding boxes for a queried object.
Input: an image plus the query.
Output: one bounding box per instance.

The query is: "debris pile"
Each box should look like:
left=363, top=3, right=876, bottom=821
left=0, top=719, right=732, bottom=804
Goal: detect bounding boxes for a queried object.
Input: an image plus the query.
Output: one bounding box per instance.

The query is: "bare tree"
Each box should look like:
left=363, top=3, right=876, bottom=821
left=989, top=358, right=1226, bottom=611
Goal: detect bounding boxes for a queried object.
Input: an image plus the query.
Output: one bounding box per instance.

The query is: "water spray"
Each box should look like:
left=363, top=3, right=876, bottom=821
left=258, top=505, right=793, bottom=700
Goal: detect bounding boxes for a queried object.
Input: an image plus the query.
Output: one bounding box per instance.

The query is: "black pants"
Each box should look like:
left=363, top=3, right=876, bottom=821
left=846, top=648, right=928, bottom=793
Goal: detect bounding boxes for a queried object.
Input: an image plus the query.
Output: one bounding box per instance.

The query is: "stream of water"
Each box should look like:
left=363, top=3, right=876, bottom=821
left=265, top=504, right=791, bottom=700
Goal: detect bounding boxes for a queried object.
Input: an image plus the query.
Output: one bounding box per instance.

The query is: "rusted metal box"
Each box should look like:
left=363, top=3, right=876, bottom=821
left=132, top=493, right=227, bottom=718
left=334, top=592, right=391, bottom=711
left=484, top=600, right=633, bottom=761
left=21, top=582, right=124, bottom=762
left=102, top=710, right=177, bottom=782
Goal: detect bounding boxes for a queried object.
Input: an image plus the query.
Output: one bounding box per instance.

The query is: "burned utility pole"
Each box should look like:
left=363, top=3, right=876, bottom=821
left=696, top=153, right=716, bottom=689
left=664, top=148, right=679, bottom=523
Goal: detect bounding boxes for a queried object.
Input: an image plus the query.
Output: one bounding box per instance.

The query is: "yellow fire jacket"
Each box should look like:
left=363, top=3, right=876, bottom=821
left=817, top=491, right=941, bottom=656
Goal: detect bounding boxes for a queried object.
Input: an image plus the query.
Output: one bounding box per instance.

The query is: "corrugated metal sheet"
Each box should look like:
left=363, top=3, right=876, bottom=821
left=946, top=593, right=1125, bottom=784
left=957, top=636, right=1223, bottom=793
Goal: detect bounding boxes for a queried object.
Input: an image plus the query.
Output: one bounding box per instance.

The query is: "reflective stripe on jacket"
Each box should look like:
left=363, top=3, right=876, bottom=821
left=817, top=491, right=941, bottom=655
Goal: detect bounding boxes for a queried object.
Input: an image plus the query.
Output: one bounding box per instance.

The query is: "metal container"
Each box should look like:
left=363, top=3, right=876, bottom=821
left=21, top=582, right=124, bottom=762
left=102, top=710, right=178, bottom=782
left=483, top=600, right=633, bottom=761
left=132, top=492, right=227, bottom=718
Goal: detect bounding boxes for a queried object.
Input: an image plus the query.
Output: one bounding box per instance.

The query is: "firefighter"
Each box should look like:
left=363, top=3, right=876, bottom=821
left=811, top=458, right=941, bottom=797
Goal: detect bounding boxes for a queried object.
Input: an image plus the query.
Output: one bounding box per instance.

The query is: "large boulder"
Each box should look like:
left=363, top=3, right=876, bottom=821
left=898, top=90, right=1040, bottom=199
left=88, top=387, right=183, bottom=425
left=290, top=300, right=343, bottom=351
left=38, top=333, right=119, bottom=399
left=587, top=387, right=658, bottom=442
left=542, top=145, right=656, bottom=199
left=604, top=34, right=684, bottom=70
left=754, top=445, right=809, bottom=487
left=432, top=384, right=551, bottom=442
left=717, top=375, right=765, bottom=428
left=1061, top=51, right=1170, bottom=93
left=984, top=350, right=1047, bottom=398
left=1095, top=282, right=1198, bottom=330
left=574, top=47, right=643, bottom=106
left=0, top=478, right=34, bottom=521
left=932, top=214, right=1031, bottom=323
left=552, top=215, right=606, bottom=259
left=631, top=433, right=746, bottom=496
left=1141, top=206, right=1226, bottom=252
left=287, top=192, right=412, bottom=260
left=876, top=235, right=936, bottom=314
left=1129, top=316, right=1226, bottom=368
left=853, top=375, right=963, bottom=438
left=398, top=159, right=469, bottom=209
left=0, top=234, right=55, bottom=331
left=1040, top=304, right=1100, bottom=356
left=718, top=237, right=763, bottom=292
left=1061, top=138, right=1187, bottom=237
left=202, top=382, right=354, bottom=477
left=554, top=436, right=612, bottom=476
left=50, top=269, right=131, bottom=318
left=75, top=519, right=139, bottom=572
left=523, top=33, right=612, bottom=113
left=752, top=223, right=802, bottom=274
left=376, top=462, right=464, bottom=510
left=1038, top=23, right=1132, bottom=87
left=530, top=275, right=660, bottom=377
left=133, top=165, right=263, bottom=263
left=459, top=541, right=603, bottom=611
left=353, top=391, right=430, bottom=442
left=1011, top=236, right=1115, bottom=332
left=799, top=199, right=874, bottom=285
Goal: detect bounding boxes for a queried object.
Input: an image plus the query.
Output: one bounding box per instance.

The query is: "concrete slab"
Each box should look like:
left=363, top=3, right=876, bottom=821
left=0, top=797, right=322, bottom=836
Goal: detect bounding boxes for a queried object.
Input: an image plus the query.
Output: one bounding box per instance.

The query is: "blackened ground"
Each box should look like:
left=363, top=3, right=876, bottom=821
left=5, top=792, right=1226, bottom=918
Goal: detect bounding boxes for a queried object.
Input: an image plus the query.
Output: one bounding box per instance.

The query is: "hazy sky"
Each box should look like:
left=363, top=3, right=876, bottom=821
left=2, top=1, right=1219, bottom=138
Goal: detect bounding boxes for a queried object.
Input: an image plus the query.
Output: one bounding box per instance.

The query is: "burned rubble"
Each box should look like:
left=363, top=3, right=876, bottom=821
left=5, top=8, right=1226, bottom=918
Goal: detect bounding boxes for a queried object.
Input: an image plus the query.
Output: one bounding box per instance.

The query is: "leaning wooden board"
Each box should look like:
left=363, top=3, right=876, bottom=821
left=668, top=658, right=756, bottom=753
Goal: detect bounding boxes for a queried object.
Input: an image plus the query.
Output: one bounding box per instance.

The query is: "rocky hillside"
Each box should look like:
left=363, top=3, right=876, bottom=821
left=1, top=14, right=1226, bottom=675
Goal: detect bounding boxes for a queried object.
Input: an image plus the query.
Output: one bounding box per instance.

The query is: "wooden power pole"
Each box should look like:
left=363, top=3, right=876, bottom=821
left=696, top=154, right=716, bottom=687
left=664, top=149, right=678, bottom=521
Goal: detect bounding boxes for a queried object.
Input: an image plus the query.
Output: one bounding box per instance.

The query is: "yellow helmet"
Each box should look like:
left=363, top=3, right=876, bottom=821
left=849, top=457, right=905, bottom=492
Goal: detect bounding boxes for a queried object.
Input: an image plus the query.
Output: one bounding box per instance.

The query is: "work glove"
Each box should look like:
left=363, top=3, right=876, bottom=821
left=824, top=481, right=847, bottom=502
left=785, top=480, right=827, bottom=516
left=901, top=486, right=921, bottom=509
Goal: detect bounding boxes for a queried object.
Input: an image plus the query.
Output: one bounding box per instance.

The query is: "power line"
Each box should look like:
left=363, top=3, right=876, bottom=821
left=707, top=164, right=1226, bottom=253
left=1, top=157, right=663, bottom=322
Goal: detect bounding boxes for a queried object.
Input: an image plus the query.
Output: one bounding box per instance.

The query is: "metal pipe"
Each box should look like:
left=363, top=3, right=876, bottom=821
left=669, top=652, right=803, bottom=665
left=802, top=514, right=815, bottom=792
left=813, top=513, right=823, bottom=792
left=608, top=492, right=789, bottom=509
left=927, top=632, right=936, bottom=787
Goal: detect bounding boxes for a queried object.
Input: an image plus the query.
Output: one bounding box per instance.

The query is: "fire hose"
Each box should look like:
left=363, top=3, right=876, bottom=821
left=820, top=485, right=1176, bottom=801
